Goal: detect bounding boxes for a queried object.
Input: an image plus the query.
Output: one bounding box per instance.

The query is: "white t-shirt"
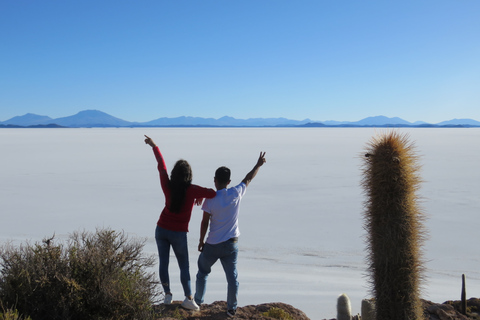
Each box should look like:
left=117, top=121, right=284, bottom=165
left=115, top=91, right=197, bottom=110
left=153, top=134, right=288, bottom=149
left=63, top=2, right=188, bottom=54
left=202, top=182, right=247, bottom=245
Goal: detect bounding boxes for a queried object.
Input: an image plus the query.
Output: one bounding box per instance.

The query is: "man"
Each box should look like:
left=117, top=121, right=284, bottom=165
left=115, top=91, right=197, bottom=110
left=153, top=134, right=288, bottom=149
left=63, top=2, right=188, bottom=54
left=194, top=152, right=266, bottom=317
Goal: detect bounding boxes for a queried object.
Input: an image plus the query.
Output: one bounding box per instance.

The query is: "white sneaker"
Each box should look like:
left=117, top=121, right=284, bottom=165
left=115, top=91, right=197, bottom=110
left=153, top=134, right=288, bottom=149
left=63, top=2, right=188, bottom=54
left=164, top=293, right=172, bottom=304
left=181, top=297, right=200, bottom=311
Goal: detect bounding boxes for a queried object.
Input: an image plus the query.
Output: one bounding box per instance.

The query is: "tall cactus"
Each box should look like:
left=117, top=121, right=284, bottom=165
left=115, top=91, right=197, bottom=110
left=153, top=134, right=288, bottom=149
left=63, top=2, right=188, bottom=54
left=361, top=131, right=426, bottom=320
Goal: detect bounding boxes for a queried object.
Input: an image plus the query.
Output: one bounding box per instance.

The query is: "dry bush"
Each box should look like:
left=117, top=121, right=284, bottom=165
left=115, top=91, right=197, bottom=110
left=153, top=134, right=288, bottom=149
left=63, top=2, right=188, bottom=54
left=0, top=228, right=159, bottom=320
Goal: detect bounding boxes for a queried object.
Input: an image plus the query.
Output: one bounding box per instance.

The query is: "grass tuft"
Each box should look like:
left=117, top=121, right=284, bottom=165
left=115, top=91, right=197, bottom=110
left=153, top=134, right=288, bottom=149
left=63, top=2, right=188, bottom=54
left=262, top=307, right=293, bottom=320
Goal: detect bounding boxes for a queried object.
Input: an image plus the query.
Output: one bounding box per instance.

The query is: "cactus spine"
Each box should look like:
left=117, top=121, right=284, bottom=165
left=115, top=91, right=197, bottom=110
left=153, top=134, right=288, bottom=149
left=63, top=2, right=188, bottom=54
left=362, top=132, right=426, bottom=320
left=337, top=293, right=352, bottom=320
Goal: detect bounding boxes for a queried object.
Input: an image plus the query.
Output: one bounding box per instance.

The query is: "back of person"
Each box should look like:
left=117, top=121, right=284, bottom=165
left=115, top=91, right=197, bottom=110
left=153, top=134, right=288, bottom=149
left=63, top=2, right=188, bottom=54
left=195, top=152, right=266, bottom=317
left=158, top=184, right=217, bottom=232
left=144, top=135, right=216, bottom=311
left=203, top=183, right=246, bottom=245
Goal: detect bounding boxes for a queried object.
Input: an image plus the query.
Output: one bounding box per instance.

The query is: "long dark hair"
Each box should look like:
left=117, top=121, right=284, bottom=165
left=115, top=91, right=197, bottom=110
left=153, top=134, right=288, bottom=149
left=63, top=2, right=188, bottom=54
left=169, top=159, right=192, bottom=213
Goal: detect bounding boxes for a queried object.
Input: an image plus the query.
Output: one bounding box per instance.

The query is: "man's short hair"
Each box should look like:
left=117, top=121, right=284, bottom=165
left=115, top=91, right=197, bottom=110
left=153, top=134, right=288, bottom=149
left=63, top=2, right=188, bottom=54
left=215, top=166, right=231, bottom=184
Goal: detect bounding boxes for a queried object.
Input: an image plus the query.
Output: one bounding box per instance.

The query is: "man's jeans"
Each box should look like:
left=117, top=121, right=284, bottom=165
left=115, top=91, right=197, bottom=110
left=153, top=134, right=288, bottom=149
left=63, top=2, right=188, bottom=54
left=155, top=226, right=192, bottom=297
left=195, top=238, right=239, bottom=310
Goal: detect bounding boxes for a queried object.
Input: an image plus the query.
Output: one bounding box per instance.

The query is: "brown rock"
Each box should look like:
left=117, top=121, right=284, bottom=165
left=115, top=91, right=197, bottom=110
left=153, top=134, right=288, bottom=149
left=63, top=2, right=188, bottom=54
left=422, top=299, right=470, bottom=320
left=443, top=298, right=480, bottom=318
left=154, top=300, right=311, bottom=320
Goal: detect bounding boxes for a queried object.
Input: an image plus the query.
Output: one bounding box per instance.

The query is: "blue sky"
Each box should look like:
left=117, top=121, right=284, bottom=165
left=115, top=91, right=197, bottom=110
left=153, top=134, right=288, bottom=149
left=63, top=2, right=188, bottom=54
left=1, top=1, right=479, bottom=123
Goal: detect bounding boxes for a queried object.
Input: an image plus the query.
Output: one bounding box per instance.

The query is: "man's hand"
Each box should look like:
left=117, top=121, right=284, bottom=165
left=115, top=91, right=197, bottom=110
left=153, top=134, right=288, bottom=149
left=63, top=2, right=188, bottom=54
left=256, top=151, right=266, bottom=167
left=194, top=198, right=204, bottom=206
left=144, top=135, right=156, bottom=147
left=242, top=151, right=266, bottom=187
left=198, top=241, right=205, bottom=252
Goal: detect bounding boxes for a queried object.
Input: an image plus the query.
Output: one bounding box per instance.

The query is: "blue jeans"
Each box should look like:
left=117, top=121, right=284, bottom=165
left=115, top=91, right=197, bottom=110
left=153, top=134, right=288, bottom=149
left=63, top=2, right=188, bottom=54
left=195, top=238, right=239, bottom=310
left=155, top=226, right=192, bottom=297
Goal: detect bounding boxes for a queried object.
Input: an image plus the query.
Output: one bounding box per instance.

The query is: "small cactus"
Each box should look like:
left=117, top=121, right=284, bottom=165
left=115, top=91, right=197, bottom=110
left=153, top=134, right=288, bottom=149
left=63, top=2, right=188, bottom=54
left=361, top=298, right=376, bottom=320
left=337, top=293, right=352, bottom=320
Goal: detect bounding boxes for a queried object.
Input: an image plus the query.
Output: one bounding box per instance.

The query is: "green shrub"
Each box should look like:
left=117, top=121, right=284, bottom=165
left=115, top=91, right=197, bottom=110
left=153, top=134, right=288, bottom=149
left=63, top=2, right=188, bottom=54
left=0, top=228, right=159, bottom=320
left=0, top=304, right=32, bottom=320
left=262, top=307, right=293, bottom=320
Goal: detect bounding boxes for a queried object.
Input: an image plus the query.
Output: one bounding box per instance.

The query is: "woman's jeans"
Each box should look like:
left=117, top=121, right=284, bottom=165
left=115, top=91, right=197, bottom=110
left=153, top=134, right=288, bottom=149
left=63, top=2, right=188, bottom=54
left=155, top=226, right=192, bottom=297
left=195, top=238, right=239, bottom=310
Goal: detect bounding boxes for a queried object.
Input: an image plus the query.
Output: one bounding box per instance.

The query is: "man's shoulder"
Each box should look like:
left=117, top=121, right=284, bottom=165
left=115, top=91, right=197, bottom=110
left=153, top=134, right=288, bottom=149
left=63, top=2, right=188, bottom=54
left=236, top=182, right=247, bottom=191
left=228, top=182, right=246, bottom=196
left=232, top=182, right=246, bottom=189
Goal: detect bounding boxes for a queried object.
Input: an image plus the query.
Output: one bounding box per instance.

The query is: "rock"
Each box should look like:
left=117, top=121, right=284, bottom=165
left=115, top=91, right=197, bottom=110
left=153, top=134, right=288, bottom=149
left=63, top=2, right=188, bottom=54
left=443, top=298, right=480, bottom=318
left=154, top=300, right=311, bottom=319
left=154, top=298, right=480, bottom=320
left=422, top=299, right=470, bottom=320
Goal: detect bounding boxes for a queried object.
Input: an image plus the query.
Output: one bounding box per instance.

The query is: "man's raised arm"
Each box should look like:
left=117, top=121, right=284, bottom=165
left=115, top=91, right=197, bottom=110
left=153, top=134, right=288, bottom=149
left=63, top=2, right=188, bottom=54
left=241, top=152, right=266, bottom=187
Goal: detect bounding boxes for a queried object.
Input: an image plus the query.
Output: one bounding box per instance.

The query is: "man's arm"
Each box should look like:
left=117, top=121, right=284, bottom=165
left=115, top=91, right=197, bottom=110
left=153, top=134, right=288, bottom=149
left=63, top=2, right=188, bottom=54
left=198, top=211, right=211, bottom=252
left=242, top=152, right=266, bottom=187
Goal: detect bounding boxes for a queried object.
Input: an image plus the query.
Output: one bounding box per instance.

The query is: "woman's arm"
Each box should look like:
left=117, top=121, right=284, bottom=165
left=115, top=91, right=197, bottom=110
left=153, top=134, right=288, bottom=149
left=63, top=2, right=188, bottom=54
left=145, top=135, right=166, bottom=169
left=191, top=185, right=217, bottom=199
left=145, top=135, right=169, bottom=191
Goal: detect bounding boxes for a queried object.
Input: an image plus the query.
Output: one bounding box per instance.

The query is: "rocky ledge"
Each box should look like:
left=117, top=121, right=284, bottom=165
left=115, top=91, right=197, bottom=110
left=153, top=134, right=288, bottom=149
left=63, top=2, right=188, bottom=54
left=153, top=300, right=310, bottom=319
left=423, top=298, right=480, bottom=320
left=153, top=298, right=480, bottom=320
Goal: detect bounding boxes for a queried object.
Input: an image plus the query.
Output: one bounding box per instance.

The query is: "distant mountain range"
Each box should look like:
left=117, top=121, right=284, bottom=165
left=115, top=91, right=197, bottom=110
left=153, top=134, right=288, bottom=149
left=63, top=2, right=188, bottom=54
left=1, top=110, right=480, bottom=128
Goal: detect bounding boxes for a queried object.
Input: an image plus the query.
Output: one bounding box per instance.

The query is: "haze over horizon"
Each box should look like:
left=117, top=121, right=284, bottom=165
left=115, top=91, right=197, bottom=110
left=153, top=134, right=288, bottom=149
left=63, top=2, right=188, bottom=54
left=3, top=109, right=480, bottom=128
left=1, top=1, right=479, bottom=123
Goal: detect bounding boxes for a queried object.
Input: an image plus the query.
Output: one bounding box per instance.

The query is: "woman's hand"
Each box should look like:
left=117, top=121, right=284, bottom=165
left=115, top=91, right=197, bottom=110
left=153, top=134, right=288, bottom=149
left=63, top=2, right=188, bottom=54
left=144, top=135, right=156, bottom=147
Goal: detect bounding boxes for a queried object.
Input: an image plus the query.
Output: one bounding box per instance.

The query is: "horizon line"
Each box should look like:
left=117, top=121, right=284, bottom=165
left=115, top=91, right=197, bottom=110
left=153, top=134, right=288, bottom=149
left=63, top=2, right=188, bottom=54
left=2, top=109, right=480, bottom=125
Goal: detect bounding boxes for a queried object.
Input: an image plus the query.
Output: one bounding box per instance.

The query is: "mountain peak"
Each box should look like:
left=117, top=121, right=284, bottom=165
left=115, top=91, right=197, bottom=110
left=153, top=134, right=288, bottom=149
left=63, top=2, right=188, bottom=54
left=51, top=110, right=131, bottom=127
left=354, top=116, right=412, bottom=125
left=437, top=118, right=480, bottom=126
left=2, top=113, right=52, bottom=126
left=218, top=116, right=236, bottom=120
left=73, top=109, right=112, bottom=117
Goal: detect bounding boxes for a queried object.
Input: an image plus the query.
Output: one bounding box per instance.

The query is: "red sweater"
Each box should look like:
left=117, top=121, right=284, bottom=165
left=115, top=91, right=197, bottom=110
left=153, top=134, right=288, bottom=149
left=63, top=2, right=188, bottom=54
left=153, top=146, right=216, bottom=232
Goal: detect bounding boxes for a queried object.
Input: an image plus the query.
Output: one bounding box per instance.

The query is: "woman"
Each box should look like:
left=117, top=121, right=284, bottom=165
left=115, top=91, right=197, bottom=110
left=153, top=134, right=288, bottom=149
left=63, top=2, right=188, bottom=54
left=145, top=135, right=216, bottom=310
